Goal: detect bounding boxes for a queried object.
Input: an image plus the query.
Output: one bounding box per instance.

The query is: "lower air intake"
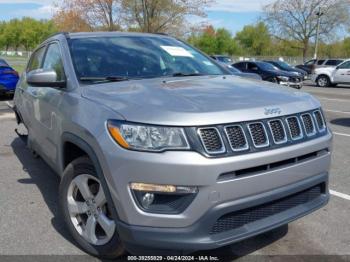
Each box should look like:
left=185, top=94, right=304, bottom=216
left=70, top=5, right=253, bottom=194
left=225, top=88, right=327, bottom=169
left=210, top=184, right=323, bottom=234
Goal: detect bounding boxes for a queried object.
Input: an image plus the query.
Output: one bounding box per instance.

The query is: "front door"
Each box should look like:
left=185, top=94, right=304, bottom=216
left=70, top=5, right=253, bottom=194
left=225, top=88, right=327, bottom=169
left=333, top=61, right=350, bottom=83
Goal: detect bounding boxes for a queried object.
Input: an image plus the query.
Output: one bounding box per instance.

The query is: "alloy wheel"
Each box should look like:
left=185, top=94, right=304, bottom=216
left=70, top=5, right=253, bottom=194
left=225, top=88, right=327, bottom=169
left=317, top=77, right=328, bottom=87
left=67, top=174, right=115, bottom=246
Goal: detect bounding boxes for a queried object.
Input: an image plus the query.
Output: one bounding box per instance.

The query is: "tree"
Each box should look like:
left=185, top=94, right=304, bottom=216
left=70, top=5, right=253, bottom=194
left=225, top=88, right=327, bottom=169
left=53, top=9, right=93, bottom=32
left=188, top=26, right=240, bottom=55
left=263, top=0, right=350, bottom=59
left=235, top=22, right=271, bottom=56
left=0, top=18, right=57, bottom=52
left=3, top=19, right=22, bottom=51
left=53, top=0, right=122, bottom=32
left=121, top=0, right=213, bottom=36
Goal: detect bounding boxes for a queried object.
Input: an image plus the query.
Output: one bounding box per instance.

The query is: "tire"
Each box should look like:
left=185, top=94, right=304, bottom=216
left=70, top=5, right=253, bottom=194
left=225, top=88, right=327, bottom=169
left=268, top=77, right=279, bottom=84
left=59, top=156, right=125, bottom=259
left=316, top=75, right=330, bottom=87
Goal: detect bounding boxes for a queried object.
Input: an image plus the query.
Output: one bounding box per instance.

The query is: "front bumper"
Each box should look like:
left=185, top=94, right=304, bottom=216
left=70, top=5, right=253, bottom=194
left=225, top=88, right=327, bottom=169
left=117, top=173, right=328, bottom=250
left=279, top=81, right=303, bottom=88
left=98, top=130, right=332, bottom=249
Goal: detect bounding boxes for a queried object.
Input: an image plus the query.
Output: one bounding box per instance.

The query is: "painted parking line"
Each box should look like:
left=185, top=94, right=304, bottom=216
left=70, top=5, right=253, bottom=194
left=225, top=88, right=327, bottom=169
left=330, top=190, right=350, bottom=201
left=318, top=97, right=350, bottom=102
left=0, top=113, right=14, bottom=119
left=324, top=109, right=350, bottom=115
left=333, top=132, right=350, bottom=137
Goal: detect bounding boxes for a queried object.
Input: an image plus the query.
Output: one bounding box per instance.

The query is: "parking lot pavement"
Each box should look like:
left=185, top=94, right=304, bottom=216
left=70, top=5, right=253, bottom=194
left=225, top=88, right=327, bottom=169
left=0, top=82, right=349, bottom=259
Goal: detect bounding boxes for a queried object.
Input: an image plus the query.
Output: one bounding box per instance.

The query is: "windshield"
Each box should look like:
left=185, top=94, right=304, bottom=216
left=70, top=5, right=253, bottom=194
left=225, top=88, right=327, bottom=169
left=69, top=36, right=225, bottom=82
left=275, top=61, right=292, bottom=70
left=256, top=62, right=279, bottom=71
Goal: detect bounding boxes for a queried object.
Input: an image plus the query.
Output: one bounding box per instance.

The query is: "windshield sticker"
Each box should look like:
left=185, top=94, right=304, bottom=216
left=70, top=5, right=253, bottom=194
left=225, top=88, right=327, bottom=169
left=160, top=46, right=194, bottom=58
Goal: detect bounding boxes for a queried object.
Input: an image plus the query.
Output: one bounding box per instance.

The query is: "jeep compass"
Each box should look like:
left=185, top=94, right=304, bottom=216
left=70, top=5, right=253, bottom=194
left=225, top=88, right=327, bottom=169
left=13, top=32, right=332, bottom=258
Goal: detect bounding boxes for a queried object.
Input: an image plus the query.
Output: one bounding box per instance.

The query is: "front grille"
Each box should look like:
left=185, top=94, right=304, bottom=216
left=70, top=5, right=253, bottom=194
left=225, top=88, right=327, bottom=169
left=195, top=109, right=327, bottom=157
left=210, top=184, right=323, bottom=234
left=314, top=110, right=326, bottom=131
left=268, top=120, right=287, bottom=144
left=248, top=122, right=269, bottom=148
left=302, top=114, right=316, bottom=136
left=198, top=128, right=225, bottom=154
left=224, top=125, right=248, bottom=151
left=286, top=116, right=303, bottom=140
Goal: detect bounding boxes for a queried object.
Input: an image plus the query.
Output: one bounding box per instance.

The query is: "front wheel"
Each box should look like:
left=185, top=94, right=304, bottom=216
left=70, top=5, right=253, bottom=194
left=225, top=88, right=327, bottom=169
left=316, top=75, right=330, bottom=87
left=59, top=156, right=125, bottom=259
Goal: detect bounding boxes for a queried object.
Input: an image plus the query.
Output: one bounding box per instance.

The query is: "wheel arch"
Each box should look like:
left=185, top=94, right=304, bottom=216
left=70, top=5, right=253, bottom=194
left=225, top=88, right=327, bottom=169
left=61, top=132, right=121, bottom=220
left=316, top=74, right=332, bottom=87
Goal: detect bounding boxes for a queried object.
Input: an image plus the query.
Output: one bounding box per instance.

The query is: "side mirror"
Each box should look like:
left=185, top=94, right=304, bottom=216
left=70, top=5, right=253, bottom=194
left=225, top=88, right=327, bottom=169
left=27, top=69, right=66, bottom=88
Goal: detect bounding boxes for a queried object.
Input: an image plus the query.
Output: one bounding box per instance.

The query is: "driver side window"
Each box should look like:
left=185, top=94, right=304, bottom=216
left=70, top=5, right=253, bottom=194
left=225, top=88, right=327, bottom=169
left=43, top=43, right=65, bottom=81
left=248, top=63, right=258, bottom=71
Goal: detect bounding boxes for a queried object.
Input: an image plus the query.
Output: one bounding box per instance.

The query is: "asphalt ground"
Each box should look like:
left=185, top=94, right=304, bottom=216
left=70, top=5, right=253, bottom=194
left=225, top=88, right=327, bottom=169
left=0, top=82, right=349, bottom=261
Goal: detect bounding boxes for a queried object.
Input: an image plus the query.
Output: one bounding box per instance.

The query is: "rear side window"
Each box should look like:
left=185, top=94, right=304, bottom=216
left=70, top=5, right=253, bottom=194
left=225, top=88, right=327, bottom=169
left=325, top=60, right=343, bottom=66
left=27, top=46, right=46, bottom=72
left=317, top=60, right=325, bottom=65
left=43, top=43, right=65, bottom=81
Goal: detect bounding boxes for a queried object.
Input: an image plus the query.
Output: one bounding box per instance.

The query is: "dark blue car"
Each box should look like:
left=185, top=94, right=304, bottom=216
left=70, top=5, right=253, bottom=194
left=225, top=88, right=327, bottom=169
left=0, top=58, right=19, bottom=96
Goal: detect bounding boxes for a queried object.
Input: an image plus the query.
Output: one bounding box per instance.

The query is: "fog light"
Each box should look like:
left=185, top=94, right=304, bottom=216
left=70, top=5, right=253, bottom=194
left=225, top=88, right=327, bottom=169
left=130, top=182, right=198, bottom=194
left=141, top=193, right=155, bottom=208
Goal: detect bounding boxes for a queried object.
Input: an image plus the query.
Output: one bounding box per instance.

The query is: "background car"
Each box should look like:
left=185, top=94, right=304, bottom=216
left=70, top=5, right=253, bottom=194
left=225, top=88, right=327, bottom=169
left=210, top=55, right=234, bottom=64
left=0, top=58, right=19, bottom=96
left=218, top=62, right=262, bottom=80
left=311, top=59, right=350, bottom=87
left=264, top=60, right=307, bottom=80
left=296, top=59, right=344, bottom=75
left=233, top=61, right=303, bottom=89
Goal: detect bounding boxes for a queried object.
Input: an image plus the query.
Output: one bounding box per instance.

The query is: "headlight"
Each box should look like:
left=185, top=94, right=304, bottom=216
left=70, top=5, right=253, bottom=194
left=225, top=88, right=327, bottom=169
left=107, top=121, right=190, bottom=152
left=277, top=76, right=289, bottom=82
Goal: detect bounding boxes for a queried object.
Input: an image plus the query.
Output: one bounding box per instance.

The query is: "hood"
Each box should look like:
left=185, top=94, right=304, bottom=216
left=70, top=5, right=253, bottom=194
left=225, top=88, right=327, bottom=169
left=82, top=75, right=320, bottom=126
left=292, top=67, right=307, bottom=75
left=266, top=70, right=298, bottom=77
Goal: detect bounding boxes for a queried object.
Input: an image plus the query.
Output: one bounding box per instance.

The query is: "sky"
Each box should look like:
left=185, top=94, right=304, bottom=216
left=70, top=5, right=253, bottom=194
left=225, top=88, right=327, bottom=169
left=0, top=0, right=273, bottom=34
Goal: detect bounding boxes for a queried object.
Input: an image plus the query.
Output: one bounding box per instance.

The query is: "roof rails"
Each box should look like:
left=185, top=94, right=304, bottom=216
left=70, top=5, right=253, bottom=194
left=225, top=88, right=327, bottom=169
left=46, top=32, right=69, bottom=40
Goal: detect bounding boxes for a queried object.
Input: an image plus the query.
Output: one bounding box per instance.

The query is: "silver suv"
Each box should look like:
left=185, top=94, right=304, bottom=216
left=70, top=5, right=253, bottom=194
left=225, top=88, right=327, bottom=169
left=13, top=32, right=332, bottom=258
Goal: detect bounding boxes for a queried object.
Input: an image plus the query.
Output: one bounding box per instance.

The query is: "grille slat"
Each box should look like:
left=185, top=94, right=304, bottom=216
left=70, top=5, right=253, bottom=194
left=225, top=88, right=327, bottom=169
left=248, top=122, right=269, bottom=148
left=198, top=128, right=225, bottom=154
left=210, top=184, right=323, bottom=234
left=224, top=125, right=248, bottom=151
left=268, top=120, right=287, bottom=144
left=302, top=114, right=316, bottom=136
left=314, top=110, right=326, bottom=131
left=286, top=117, right=303, bottom=140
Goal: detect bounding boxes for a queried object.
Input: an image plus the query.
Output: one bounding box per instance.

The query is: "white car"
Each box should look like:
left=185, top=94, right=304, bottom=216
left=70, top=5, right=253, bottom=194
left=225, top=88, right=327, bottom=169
left=312, top=59, right=350, bottom=87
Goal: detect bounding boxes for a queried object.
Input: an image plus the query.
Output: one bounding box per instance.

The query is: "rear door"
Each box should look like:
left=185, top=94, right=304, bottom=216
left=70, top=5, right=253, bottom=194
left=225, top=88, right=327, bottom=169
left=333, top=61, right=350, bottom=83
left=17, top=45, right=46, bottom=130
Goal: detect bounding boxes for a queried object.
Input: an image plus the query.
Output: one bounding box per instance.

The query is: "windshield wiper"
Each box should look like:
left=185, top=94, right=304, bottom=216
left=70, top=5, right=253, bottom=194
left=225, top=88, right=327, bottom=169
left=79, top=76, right=130, bottom=83
left=172, top=72, right=204, bottom=77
